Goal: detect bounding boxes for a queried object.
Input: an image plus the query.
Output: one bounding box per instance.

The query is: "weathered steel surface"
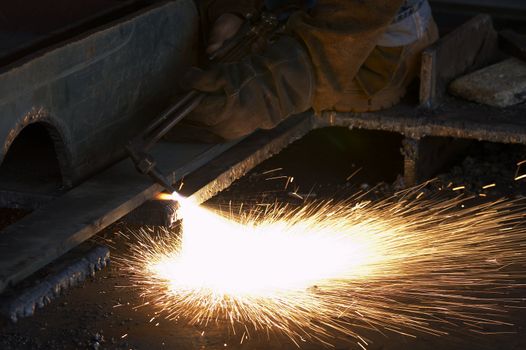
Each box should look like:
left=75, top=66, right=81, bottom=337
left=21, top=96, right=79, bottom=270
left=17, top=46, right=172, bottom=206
left=0, top=0, right=199, bottom=187
left=319, top=97, right=526, bottom=185
left=420, top=14, right=501, bottom=108
left=320, top=100, right=526, bottom=145
left=0, top=141, right=238, bottom=294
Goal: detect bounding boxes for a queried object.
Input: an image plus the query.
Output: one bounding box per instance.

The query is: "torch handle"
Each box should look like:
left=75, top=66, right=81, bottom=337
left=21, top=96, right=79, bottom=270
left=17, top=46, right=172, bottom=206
left=128, top=12, right=280, bottom=192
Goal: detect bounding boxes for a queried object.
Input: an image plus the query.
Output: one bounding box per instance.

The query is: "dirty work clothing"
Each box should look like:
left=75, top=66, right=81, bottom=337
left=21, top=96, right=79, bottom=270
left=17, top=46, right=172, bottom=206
left=180, top=35, right=314, bottom=141
left=378, top=0, right=433, bottom=47
left=201, top=0, right=434, bottom=106
left=204, top=1, right=431, bottom=49
left=340, top=18, right=438, bottom=112
left=184, top=0, right=437, bottom=140
left=204, top=1, right=430, bottom=46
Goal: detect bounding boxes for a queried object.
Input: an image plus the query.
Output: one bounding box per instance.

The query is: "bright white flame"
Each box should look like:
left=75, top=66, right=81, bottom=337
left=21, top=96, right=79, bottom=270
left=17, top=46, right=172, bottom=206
left=153, top=198, right=380, bottom=296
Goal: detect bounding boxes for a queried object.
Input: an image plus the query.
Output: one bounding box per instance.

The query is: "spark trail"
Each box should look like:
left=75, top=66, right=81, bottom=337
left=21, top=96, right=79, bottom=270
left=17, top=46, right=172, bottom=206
left=117, top=189, right=526, bottom=347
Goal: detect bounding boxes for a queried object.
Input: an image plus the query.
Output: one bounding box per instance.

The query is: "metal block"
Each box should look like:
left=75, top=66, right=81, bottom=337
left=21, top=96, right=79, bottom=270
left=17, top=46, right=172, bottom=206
left=449, top=58, right=526, bottom=107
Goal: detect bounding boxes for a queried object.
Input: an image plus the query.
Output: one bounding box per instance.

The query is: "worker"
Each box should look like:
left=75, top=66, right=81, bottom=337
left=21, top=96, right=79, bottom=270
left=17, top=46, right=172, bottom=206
left=179, top=0, right=438, bottom=141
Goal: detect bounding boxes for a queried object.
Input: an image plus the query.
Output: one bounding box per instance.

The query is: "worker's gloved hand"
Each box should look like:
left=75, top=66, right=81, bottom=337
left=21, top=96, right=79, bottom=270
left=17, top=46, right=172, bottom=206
left=206, top=13, right=244, bottom=55
left=180, top=35, right=314, bottom=141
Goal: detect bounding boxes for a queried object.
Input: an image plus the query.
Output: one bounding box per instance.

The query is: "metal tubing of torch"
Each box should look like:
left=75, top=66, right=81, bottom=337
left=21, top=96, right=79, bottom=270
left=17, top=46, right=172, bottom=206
left=127, top=12, right=280, bottom=193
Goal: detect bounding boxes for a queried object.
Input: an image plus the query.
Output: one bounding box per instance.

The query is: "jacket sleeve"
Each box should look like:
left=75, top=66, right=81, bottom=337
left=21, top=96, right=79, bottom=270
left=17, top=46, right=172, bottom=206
left=286, top=0, right=405, bottom=111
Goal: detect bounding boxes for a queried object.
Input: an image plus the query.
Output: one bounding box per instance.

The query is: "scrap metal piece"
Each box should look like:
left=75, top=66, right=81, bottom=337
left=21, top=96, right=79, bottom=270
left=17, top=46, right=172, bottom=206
left=450, top=58, right=526, bottom=107
left=0, top=245, right=110, bottom=322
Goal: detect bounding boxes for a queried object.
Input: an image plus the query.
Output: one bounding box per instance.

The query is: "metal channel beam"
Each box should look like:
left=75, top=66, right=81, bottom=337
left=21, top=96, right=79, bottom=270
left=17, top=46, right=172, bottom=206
left=318, top=99, right=526, bottom=186
left=0, top=114, right=314, bottom=294
left=318, top=100, right=526, bottom=145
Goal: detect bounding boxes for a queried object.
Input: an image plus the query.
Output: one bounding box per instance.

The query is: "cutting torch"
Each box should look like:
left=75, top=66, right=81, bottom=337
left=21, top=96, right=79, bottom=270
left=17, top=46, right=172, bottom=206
left=126, top=11, right=281, bottom=193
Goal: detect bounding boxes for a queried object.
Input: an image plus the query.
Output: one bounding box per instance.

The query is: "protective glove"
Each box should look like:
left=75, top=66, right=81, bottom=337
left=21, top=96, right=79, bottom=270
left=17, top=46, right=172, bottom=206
left=206, top=13, right=244, bottom=55
left=179, top=35, right=314, bottom=141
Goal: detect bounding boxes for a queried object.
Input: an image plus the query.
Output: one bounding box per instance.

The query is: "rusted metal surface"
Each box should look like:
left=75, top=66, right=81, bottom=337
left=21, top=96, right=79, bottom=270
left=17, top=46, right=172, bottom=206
left=0, top=0, right=199, bottom=188
left=318, top=95, right=526, bottom=185
left=400, top=136, right=472, bottom=186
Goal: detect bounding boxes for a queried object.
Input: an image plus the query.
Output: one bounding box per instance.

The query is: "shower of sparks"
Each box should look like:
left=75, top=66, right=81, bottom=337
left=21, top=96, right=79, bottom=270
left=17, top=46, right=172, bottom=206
left=117, top=189, right=526, bottom=347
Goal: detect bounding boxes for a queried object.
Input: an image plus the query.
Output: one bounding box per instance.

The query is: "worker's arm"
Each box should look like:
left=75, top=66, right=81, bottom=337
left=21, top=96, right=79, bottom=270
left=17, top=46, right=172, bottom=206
left=180, top=34, right=314, bottom=141
left=286, top=0, right=405, bottom=111
left=182, top=0, right=405, bottom=141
